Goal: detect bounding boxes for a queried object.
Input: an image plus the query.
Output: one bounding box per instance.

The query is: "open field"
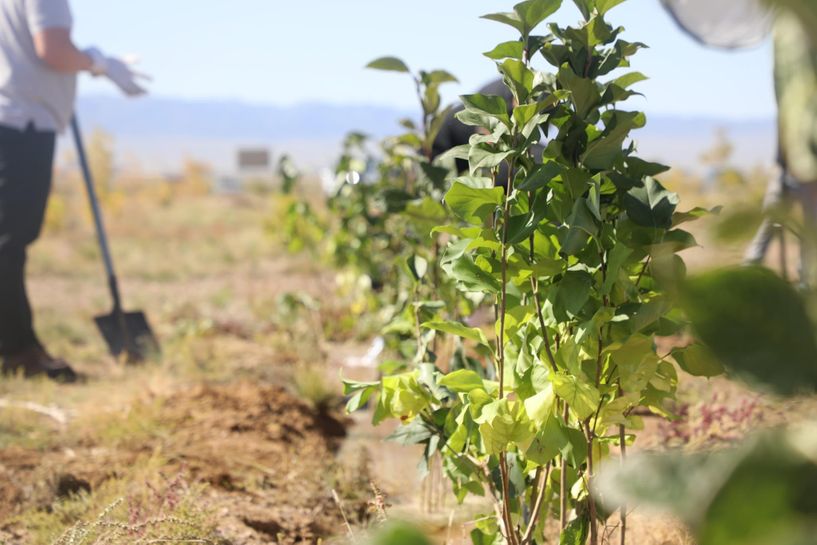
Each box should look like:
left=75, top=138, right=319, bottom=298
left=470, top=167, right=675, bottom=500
left=0, top=1, right=815, bottom=544
left=0, top=165, right=814, bottom=545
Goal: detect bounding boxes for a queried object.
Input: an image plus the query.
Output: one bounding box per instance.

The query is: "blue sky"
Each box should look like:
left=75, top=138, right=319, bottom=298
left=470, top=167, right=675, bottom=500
left=70, top=0, right=775, bottom=120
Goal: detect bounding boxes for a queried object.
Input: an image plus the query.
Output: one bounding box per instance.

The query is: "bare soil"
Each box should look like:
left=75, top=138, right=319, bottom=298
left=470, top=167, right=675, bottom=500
left=0, top=382, right=352, bottom=544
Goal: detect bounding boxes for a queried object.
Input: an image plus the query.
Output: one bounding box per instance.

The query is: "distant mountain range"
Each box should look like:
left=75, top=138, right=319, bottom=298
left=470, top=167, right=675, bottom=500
left=65, top=94, right=777, bottom=175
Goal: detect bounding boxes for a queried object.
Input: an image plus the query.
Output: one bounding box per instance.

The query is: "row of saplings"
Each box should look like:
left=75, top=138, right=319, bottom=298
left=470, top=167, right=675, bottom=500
left=279, top=1, right=817, bottom=545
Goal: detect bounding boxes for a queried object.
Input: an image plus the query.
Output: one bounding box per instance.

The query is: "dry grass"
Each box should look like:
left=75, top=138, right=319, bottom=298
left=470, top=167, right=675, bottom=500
left=0, top=175, right=359, bottom=543
left=15, top=457, right=220, bottom=545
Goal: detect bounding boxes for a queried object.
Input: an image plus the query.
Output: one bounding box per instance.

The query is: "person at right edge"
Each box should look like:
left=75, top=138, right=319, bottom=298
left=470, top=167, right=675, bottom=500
left=0, top=0, right=148, bottom=382
left=661, top=0, right=817, bottom=285
left=765, top=10, right=817, bottom=286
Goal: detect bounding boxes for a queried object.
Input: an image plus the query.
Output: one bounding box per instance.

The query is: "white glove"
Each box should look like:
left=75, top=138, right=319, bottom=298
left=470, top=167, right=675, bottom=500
left=85, top=47, right=149, bottom=97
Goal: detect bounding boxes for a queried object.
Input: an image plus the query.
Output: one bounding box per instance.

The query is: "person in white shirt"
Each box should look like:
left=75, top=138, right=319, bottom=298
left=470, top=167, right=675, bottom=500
left=0, top=0, right=147, bottom=381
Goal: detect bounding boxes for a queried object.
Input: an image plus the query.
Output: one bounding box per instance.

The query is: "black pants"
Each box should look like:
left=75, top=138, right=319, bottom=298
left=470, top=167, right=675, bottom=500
left=0, top=123, right=56, bottom=357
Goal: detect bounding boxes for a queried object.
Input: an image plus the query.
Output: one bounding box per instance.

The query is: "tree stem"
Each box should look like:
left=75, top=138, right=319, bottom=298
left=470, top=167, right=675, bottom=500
left=586, top=424, right=599, bottom=545
left=497, top=156, right=518, bottom=545
left=619, top=385, right=628, bottom=545
left=560, top=402, right=570, bottom=531
left=499, top=453, right=519, bottom=545
left=522, top=462, right=551, bottom=544
left=529, top=232, right=559, bottom=373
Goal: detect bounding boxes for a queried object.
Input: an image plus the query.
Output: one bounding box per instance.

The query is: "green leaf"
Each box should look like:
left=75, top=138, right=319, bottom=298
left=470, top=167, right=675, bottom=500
left=525, top=414, right=569, bottom=465
left=470, top=528, right=497, bottom=545
left=672, top=344, right=725, bottom=378
left=558, top=65, right=600, bottom=119
left=513, top=102, right=542, bottom=128
left=386, top=418, right=434, bottom=445
left=613, top=71, right=648, bottom=89
left=499, top=58, right=536, bottom=102
left=609, top=334, right=660, bottom=393
left=423, top=69, right=458, bottom=85
left=517, top=161, right=565, bottom=191
left=597, top=430, right=817, bottom=545
left=551, top=374, right=601, bottom=420
left=571, top=0, right=593, bottom=22
left=446, top=254, right=502, bottom=294
left=596, top=0, right=627, bottom=14
left=562, top=199, right=598, bottom=256
left=484, top=41, right=525, bottom=60
left=422, top=320, right=489, bottom=346
left=513, top=0, right=562, bottom=35
left=598, top=393, right=640, bottom=427
left=436, top=144, right=471, bottom=163
left=481, top=11, right=525, bottom=34
left=461, top=93, right=511, bottom=126
left=698, top=431, right=817, bottom=545
left=407, top=255, right=428, bottom=281
left=560, top=515, right=589, bottom=545
left=507, top=191, right=551, bottom=245
left=469, top=146, right=515, bottom=173
left=581, top=111, right=645, bottom=170
left=444, top=182, right=505, bottom=225
left=366, top=56, right=410, bottom=73
left=452, top=175, right=495, bottom=189
left=673, top=206, right=722, bottom=227
left=342, top=379, right=380, bottom=395
left=623, top=178, right=680, bottom=229
left=602, top=243, right=633, bottom=295
left=626, top=157, right=671, bottom=178
left=524, top=383, right=556, bottom=424
left=476, top=399, right=533, bottom=455
left=378, top=372, right=431, bottom=423
left=372, top=522, right=434, bottom=545
left=468, top=389, right=495, bottom=419
left=466, top=233, right=503, bottom=254
left=682, top=267, right=817, bottom=396
left=345, top=385, right=376, bottom=413
left=634, top=298, right=674, bottom=333
left=554, top=270, right=593, bottom=320
left=438, top=369, right=487, bottom=393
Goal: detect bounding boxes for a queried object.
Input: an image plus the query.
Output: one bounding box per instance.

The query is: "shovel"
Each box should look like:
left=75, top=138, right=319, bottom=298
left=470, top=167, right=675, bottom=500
left=70, top=116, right=159, bottom=363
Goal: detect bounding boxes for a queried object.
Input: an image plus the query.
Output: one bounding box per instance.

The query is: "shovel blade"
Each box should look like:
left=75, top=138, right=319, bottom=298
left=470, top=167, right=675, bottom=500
left=94, top=311, right=159, bottom=363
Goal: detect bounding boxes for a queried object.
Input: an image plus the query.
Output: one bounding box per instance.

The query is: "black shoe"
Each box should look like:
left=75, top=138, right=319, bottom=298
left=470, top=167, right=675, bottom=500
left=1, top=345, right=79, bottom=383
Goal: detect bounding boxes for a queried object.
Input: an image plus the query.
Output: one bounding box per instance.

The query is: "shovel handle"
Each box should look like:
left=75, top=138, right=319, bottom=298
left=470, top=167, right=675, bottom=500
left=71, top=116, right=123, bottom=312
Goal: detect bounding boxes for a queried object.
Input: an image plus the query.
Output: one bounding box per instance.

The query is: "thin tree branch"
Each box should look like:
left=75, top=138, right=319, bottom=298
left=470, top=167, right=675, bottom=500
left=521, top=462, right=552, bottom=545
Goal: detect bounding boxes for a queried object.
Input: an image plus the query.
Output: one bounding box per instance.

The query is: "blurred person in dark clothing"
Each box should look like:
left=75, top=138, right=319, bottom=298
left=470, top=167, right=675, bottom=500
left=432, top=79, right=546, bottom=183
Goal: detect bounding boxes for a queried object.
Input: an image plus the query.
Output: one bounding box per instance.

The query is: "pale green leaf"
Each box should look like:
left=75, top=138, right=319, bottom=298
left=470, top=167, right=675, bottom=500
left=444, top=182, right=505, bottom=225
left=552, top=374, right=601, bottom=420
left=422, top=320, right=490, bottom=346
left=366, top=56, right=410, bottom=73
left=438, top=369, right=487, bottom=393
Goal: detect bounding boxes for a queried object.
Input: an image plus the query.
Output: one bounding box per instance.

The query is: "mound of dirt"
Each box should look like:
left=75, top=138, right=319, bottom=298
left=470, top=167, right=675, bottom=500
left=0, top=381, right=353, bottom=545
left=162, top=383, right=351, bottom=544
left=164, top=382, right=346, bottom=449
